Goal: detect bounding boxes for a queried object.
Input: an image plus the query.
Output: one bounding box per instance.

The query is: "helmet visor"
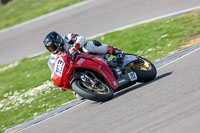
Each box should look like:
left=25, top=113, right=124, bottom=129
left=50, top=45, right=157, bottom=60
left=46, top=43, right=58, bottom=53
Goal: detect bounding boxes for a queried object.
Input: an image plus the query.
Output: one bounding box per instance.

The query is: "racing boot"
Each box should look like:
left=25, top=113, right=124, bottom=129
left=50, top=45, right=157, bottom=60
left=106, top=45, right=125, bottom=58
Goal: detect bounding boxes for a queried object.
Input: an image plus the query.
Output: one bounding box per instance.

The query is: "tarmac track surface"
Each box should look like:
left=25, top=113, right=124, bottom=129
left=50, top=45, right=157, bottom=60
left=19, top=47, right=200, bottom=133
left=1, top=0, right=200, bottom=65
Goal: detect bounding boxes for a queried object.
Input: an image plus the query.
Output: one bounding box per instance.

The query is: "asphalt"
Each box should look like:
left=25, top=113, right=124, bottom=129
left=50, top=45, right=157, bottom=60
left=1, top=0, right=200, bottom=65
left=18, top=46, right=200, bottom=133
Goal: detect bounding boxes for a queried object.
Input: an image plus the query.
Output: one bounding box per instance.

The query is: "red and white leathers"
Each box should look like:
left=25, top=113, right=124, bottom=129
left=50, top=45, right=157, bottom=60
left=48, top=33, right=122, bottom=71
left=63, top=33, right=111, bottom=55
left=63, top=33, right=86, bottom=54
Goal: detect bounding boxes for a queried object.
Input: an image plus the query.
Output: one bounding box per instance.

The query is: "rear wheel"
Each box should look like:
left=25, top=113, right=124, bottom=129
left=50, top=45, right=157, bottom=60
left=128, top=57, right=157, bottom=82
left=72, top=80, right=113, bottom=102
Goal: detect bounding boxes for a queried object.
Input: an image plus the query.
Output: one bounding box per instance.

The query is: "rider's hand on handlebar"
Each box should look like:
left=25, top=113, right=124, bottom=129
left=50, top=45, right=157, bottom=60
left=69, top=43, right=80, bottom=55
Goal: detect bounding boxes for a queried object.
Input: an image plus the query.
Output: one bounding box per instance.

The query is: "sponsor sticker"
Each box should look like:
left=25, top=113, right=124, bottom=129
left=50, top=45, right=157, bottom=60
left=77, top=59, right=85, bottom=66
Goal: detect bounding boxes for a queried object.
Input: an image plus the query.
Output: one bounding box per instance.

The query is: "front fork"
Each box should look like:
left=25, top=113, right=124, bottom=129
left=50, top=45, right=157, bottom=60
left=80, top=73, right=97, bottom=87
left=71, top=71, right=101, bottom=88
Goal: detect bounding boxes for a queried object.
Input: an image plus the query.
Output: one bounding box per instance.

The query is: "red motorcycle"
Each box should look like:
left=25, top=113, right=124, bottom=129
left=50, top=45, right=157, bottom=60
left=51, top=51, right=157, bottom=102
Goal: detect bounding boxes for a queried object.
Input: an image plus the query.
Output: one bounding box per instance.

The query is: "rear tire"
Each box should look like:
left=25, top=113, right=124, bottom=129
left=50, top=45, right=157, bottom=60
left=72, top=80, right=113, bottom=102
left=130, top=57, right=157, bottom=82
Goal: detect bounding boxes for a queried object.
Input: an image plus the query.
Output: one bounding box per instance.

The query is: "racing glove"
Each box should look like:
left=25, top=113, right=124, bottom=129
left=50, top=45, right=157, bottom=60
left=69, top=42, right=80, bottom=55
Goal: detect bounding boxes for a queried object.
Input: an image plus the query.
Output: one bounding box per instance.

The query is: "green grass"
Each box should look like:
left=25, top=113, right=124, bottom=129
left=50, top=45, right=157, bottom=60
left=0, top=0, right=84, bottom=30
left=0, top=12, right=200, bottom=132
left=0, top=53, right=50, bottom=100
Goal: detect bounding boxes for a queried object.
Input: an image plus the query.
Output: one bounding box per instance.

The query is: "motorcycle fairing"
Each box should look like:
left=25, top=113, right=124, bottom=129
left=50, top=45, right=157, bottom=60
left=51, top=54, right=69, bottom=87
left=71, top=54, right=119, bottom=91
left=51, top=53, right=118, bottom=91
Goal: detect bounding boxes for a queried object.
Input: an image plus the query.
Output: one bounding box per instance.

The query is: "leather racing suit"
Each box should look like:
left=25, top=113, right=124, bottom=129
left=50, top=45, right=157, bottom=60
left=48, top=33, right=122, bottom=71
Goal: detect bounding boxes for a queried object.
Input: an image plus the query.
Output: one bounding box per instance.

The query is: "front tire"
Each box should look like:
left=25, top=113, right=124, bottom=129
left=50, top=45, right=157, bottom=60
left=72, top=80, right=113, bottom=102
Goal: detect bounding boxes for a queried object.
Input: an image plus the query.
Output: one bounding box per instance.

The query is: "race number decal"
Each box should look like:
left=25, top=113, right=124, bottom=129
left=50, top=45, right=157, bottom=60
left=128, top=72, right=137, bottom=81
left=54, top=58, right=65, bottom=77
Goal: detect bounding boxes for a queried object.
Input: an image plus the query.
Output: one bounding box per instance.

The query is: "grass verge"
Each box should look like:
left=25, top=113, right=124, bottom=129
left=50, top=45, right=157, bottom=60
left=0, top=53, right=76, bottom=132
left=0, top=10, right=200, bottom=132
left=0, top=0, right=84, bottom=30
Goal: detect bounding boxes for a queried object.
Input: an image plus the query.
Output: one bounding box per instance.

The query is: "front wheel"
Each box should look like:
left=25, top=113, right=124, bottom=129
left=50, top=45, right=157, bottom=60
left=128, top=57, right=157, bottom=82
left=72, top=80, right=113, bottom=102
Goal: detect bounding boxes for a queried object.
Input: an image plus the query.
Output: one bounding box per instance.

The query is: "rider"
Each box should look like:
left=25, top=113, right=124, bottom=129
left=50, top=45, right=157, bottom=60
left=43, top=31, right=124, bottom=69
left=43, top=31, right=123, bottom=93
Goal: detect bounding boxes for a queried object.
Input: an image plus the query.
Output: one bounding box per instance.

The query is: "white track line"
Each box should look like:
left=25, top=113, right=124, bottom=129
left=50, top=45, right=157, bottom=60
left=15, top=100, right=89, bottom=133
left=157, top=46, right=200, bottom=70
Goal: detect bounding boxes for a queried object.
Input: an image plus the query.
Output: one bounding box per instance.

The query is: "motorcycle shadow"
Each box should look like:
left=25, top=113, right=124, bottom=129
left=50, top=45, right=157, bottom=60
left=113, top=71, right=173, bottom=99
